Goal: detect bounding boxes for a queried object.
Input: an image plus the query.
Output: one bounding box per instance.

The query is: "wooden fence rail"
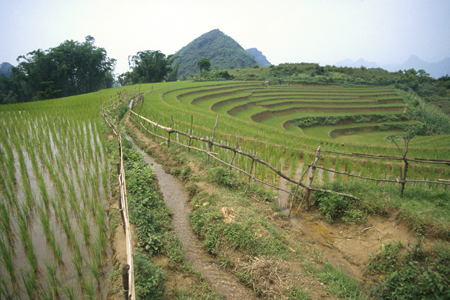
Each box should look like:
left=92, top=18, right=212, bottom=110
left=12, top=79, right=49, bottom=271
left=129, top=109, right=360, bottom=216
left=101, top=102, right=136, bottom=300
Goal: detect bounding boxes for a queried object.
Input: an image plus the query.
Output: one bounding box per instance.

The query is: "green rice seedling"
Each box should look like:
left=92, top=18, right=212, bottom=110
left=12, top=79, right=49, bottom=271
left=95, top=209, right=107, bottom=253
left=25, top=236, right=38, bottom=274
left=62, top=282, right=78, bottom=300
left=0, top=236, right=16, bottom=286
left=37, top=204, right=63, bottom=263
left=260, top=162, right=267, bottom=183
left=80, top=209, right=91, bottom=245
left=20, top=268, right=36, bottom=299
left=0, top=171, right=13, bottom=207
left=37, top=177, right=49, bottom=207
left=0, top=202, right=11, bottom=237
left=83, top=274, right=96, bottom=299
left=71, top=253, right=84, bottom=293
left=0, top=274, right=10, bottom=300
left=44, top=259, right=59, bottom=297
left=0, top=133, right=16, bottom=185
left=38, top=283, right=55, bottom=300
left=334, top=157, right=343, bottom=183
left=344, top=158, right=353, bottom=174
left=285, top=146, right=293, bottom=164
left=303, top=152, right=311, bottom=166
left=289, top=152, right=299, bottom=178
left=85, top=257, right=100, bottom=285
left=70, top=228, right=82, bottom=261
left=57, top=201, right=71, bottom=239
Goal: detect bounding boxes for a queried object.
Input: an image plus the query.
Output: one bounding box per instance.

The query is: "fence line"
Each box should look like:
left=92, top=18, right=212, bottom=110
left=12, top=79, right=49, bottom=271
left=129, top=109, right=360, bottom=213
left=129, top=105, right=450, bottom=213
left=321, top=150, right=450, bottom=165
left=101, top=103, right=136, bottom=300
left=117, top=125, right=136, bottom=300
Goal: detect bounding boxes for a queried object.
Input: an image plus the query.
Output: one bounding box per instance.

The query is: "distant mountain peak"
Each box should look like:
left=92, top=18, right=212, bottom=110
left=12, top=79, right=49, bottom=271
left=174, top=29, right=258, bottom=77
left=246, top=48, right=271, bottom=67
left=335, top=56, right=450, bottom=78
left=335, top=58, right=379, bottom=69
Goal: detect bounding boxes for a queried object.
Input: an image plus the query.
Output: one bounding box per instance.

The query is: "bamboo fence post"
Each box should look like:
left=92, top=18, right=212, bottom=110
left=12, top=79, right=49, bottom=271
left=399, top=127, right=411, bottom=198
left=150, top=114, right=156, bottom=141
left=288, top=165, right=311, bottom=217
left=188, top=115, right=193, bottom=152
left=304, top=146, right=321, bottom=210
left=156, top=116, right=162, bottom=143
left=248, top=158, right=255, bottom=188
left=145, top=113, right=152, bottom=138
left=168, top=115, right=173, bottom=148
left=122, top=263, right=130, bottom=299
left=229, top=137, right=239, bottom=170
left=136, top=97, right=144, bottom=123
left=207, top=115, right=219, bottom=164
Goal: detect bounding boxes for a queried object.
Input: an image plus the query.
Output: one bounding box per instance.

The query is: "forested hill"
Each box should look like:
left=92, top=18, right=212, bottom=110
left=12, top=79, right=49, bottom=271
left=0, top=62, right=13, bottom=77
left=174, top=29, right=258, bottom=78
left=246, top=48, right=271, bottom=67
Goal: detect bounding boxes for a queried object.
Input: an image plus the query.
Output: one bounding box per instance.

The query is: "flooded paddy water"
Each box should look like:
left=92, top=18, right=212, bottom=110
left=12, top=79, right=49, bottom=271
left=0, top=112, right=112, bottom=299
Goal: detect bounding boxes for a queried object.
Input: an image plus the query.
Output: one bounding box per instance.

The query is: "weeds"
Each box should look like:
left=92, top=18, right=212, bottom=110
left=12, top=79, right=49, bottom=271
left=369, top=238, right=450, bottom=299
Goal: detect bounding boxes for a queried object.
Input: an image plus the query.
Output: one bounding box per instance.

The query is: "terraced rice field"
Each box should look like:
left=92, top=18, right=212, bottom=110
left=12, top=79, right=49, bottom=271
left=132, top=81, right=450, bottom=189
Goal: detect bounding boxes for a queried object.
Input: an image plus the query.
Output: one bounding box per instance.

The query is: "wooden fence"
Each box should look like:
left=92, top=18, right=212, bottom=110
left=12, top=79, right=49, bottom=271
left=101, top=98, right=136, bottom=300
left=129, top=100, right=450, bottom=217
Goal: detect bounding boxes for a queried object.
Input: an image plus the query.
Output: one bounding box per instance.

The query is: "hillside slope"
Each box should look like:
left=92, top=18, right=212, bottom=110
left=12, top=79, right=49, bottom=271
left=174, top=29, right=258, bottom=78
left=246, top=48, right=271, bottom=67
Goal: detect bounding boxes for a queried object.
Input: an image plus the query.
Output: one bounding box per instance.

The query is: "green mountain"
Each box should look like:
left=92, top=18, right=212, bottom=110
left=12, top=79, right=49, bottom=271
left=174, top=29, right=259, bottom=78
left=246, top=48, right=271, bottom=67
left=0, top=62, right=13, bottom=77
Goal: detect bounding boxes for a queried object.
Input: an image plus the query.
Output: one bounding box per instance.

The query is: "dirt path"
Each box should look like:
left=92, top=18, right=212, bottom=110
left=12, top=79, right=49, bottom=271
left=125, top=135, right=256, bottom=299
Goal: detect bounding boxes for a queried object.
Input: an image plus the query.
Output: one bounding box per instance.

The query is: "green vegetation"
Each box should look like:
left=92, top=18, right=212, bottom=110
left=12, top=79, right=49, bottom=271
left=197, top=57, right=212, bottom=74
left=0, top=85, right=142, bottom=298
left=1, top=35, right=115, bottom=103
left=118, top=50, right=179, bottom=85
left=2, top=46, right=450, bottom=299
left=368, top=239, right=450, bottom=299
left=174, top=29, right=258, bottom=78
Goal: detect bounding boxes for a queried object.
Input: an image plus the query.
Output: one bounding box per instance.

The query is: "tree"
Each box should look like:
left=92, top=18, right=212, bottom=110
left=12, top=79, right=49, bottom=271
left=125, top=50, right=179, bottom=84
left=417, top=69, right=430, bottom=78
left=12, top=35, right=116, bottom=101
left=197, top=57, right=211, bottom=74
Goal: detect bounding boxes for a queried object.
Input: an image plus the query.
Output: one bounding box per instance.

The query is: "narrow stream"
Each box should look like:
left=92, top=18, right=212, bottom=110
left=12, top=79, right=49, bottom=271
left=126, top=136, right=256, bottom=300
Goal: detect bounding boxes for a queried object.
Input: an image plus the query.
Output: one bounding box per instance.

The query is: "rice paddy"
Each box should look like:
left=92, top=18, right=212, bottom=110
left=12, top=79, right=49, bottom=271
left=131, top=80, right=449, bottom=195
left=0, top=85, right=155, bottom=299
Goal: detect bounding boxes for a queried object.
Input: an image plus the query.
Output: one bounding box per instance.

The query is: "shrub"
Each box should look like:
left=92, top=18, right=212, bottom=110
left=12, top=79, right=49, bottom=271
left=134, top=253, right=165, bottom=299
left=206, top=167, right=240, bottom=189
left=312, top=191, right=350, bottom=223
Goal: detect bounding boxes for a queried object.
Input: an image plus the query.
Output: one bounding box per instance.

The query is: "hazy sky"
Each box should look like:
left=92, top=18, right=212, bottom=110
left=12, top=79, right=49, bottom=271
left=2, top=0, right=449, bottom=75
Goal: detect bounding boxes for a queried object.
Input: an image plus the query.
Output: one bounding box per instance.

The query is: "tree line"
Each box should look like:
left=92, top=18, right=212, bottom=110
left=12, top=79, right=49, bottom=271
left=0, top=37, right=180, bottom=104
